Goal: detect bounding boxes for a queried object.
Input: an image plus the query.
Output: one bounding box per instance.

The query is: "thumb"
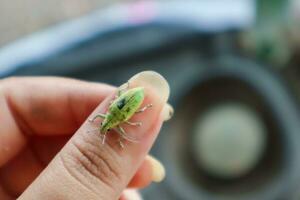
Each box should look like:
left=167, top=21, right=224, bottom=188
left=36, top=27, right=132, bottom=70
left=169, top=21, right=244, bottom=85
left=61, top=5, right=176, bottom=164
left=18, top=71, right=171, bottom=200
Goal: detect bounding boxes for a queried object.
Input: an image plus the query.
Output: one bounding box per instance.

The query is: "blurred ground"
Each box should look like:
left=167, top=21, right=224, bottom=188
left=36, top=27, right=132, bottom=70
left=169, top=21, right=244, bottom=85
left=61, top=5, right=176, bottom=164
left=0, top=0, right=124, bottom=47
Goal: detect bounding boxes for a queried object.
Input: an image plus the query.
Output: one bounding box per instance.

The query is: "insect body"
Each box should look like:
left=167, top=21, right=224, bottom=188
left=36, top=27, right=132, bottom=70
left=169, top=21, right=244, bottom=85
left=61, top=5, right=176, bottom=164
left=89, top=83, right=152, bottom=147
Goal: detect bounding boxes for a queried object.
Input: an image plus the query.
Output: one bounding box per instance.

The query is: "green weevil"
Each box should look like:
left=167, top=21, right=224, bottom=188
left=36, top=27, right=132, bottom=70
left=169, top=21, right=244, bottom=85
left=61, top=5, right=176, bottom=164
left=89, top=82, right=152, bottom=148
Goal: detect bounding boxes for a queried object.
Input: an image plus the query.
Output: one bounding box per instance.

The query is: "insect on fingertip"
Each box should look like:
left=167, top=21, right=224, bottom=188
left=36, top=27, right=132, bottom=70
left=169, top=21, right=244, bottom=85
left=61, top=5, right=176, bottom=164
left=89, top=85, right=154, bottom=147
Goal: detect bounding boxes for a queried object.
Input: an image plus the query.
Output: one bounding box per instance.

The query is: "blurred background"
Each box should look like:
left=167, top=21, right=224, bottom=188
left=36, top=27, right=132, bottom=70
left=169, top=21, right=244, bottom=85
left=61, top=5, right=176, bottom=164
left=1, top=0, right=300, bottom=199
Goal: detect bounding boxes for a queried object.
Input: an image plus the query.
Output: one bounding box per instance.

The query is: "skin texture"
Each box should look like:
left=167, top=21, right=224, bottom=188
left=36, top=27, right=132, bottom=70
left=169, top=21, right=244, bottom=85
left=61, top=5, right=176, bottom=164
left=0, top=75, right=168, bottom=200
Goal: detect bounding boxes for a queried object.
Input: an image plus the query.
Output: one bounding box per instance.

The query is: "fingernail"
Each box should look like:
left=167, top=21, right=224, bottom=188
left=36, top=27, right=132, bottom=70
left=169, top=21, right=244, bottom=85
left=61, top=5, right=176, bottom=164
left=146, top=155, right=166, bottom=182
left=128, top=71, right=170, bottom=104
left=122, top=189, right=143, bottom=200
left=161, top=103, right=174, bottom=121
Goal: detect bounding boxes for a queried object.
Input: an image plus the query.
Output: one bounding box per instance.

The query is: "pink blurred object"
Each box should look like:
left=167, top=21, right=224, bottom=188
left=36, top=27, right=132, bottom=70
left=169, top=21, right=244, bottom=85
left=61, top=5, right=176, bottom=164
left=128, top=1, right=156, bottom=24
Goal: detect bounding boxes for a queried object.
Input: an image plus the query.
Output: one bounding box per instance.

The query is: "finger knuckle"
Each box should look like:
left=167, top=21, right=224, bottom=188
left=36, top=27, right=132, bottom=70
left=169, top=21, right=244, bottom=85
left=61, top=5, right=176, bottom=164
left=62, top=134, right=124, bottom=190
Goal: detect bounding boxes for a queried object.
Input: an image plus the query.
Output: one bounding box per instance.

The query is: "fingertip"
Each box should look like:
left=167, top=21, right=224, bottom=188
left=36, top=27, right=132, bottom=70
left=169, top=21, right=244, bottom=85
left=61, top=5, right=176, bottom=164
left=121, top=189, right=143, bottom=200
left=118, top=71, right=171, bottom=142
left=161, top=103, right=174, bottom=122
left=146, top=155, right=166, bottom=183
left=128, top=71, right=170, bottom=104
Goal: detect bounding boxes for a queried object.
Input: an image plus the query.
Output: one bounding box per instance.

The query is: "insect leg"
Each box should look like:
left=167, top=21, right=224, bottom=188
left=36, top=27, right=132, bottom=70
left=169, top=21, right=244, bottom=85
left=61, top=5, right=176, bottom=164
left=125, top=121, right=142, bottom=126
left=118, top=138, right=125, bottom=149
left=87, top=129, right=107, bottom=145
left=88, top=114, right=106, bottom=122
left=115, top=126, right=139, bottom=143
left=101, top=132, right=107, bottom=144
left=135, top=104, right=153, bottom=114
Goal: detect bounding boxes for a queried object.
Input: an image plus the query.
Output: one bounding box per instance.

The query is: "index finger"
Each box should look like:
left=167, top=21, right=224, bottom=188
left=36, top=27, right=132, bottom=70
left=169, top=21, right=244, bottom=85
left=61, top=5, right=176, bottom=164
left=0, top=77, right=114, bottom=166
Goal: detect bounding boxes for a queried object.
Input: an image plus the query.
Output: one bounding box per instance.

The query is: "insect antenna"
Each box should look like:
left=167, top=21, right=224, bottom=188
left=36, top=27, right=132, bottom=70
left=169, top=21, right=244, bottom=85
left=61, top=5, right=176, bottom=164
left=101, top=133, right=107, bottom=144
left=115, top=127, right=139, bottom=143
left=121, top=134, right=139, bottom=143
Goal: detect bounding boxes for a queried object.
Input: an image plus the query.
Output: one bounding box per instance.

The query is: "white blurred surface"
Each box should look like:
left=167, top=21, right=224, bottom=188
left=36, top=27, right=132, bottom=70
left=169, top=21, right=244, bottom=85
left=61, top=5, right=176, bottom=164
left=193, top=103, right=267, bottom=178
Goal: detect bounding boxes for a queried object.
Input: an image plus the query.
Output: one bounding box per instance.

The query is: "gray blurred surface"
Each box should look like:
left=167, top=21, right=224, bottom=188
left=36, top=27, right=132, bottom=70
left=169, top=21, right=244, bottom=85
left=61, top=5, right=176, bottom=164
left=0, top=0, right=122, bottom=46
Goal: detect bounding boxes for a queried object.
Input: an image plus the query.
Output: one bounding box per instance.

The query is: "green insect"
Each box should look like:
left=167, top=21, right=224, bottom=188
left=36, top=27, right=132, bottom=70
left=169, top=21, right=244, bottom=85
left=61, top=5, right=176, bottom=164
left=89, top=82, right=152, bottom=148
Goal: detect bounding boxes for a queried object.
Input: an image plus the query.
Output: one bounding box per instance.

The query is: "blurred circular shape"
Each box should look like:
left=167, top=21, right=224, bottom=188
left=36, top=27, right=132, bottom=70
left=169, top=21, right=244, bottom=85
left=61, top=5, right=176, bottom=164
left=192, top=103, right=267, bottom=179
left=158, top=58, right=300, bottom=200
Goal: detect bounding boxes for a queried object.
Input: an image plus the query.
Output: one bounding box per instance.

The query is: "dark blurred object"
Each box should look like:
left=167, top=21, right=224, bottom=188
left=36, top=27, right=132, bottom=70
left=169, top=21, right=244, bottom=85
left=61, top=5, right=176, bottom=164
left=1, top=1, right=300, bottom=200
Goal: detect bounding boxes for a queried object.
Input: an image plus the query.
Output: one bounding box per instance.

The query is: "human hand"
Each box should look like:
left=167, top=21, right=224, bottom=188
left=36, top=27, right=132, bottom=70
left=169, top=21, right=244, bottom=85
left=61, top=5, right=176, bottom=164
left=0, top=71, right=172, bottom=200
